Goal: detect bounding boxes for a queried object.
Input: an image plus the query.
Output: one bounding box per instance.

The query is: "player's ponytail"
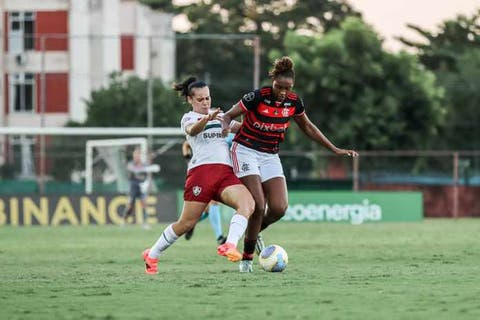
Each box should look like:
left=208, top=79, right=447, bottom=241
left=269, top=56, right=295, bottom=79
left=173, top=77, right=207, bottom=100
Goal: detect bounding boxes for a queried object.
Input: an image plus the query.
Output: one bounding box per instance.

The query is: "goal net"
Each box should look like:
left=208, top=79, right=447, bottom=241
left=85, top=138, right=148, bottom=194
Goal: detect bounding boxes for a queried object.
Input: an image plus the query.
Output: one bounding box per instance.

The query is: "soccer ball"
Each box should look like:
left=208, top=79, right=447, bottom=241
left=258, top=245, right=288, bottom=272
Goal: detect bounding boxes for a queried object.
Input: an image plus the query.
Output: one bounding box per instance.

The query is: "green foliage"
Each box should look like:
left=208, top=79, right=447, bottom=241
left=174, top=0, right=360, bottom=108
left=438, top=50, right=480, bottom=149
left=84, top=72, right=185, bottom=127
left=278, top=18, right=445, bottom=151
left=400, top=10, right=480, bottom=149
left=138, top=0, right=179, bottom=12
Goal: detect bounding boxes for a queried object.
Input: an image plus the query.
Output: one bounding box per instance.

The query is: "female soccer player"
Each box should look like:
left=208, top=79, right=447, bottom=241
left=222, top=56, right=359, bottom=272
left=142, top=77, right=255, bottom=274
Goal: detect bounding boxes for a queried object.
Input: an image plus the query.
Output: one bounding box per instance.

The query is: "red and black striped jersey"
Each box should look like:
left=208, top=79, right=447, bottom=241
left=234, top=86, right=305, bottom=154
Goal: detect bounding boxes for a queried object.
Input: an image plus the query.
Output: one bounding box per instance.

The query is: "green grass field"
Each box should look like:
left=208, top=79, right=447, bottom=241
left=1, top=219, right=479, bottom=320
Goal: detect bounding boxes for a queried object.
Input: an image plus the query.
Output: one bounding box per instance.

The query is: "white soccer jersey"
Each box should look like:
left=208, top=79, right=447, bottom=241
left=181, top=111, right=231, bottom=171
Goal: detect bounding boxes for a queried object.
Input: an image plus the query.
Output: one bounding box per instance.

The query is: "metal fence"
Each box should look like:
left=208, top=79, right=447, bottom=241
left=1, top=129, right=479, bottom=217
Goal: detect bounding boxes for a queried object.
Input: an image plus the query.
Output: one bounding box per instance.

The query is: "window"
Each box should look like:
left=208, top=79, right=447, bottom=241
left=8, top=11, right=35, bottom=52
left=9, top=73, right=36, bottom=113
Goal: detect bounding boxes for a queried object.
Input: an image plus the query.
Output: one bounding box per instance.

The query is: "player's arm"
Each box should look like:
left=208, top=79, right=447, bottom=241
left=294, top=113, right=358, bottom=157
left=222, top=103, right=244, bottom=133
left=186, top=108, right=222, bottom=136
left=229, top=119, right=242, bottom=133
left=126, top=162, right=136, bottom=172
left=182, top=141, right=192, bottom=160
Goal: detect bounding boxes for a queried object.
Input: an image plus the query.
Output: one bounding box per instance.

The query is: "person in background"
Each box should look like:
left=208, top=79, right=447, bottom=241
left=122, top=148, right=151, bottom=230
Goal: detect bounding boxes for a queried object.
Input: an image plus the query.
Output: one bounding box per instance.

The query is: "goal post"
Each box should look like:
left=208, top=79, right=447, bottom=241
left=85, top=138, right=149, bottom=194
left=0, top=126, right=185, bottom=194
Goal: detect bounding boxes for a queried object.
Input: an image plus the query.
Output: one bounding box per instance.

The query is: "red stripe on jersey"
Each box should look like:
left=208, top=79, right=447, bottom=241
left=256, top=103, right=296, bottom=118
left=239, top=100, right=248, bottom=112
left=235, top=136, right=254, bottom=148
left=239, top=128, right=277, bottom=145
left=260, top=87, right=272, bottom=96
left=231, top=142, right=239, bottom=173
left=292, top=111, right=305, bottom=117
left=287, top=92, right=298, bottom=100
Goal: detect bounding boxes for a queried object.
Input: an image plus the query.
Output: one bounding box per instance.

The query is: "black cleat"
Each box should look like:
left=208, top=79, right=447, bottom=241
left=216, top=235, right=227, bottom=245
left=185, top=226, right=195, bottom=240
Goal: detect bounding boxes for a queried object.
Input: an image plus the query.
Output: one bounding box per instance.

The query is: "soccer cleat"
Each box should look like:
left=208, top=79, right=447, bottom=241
left=216, top=235, right=227, bottom=245
left=142, top=249, right=158, bottom=275
left=185, top=226, right=195, bottom=240
left=239, top=260, right=253, bottom=273
left=255, top=233, right=265, bottom=255
left=217, top=242, right=242, bottom=262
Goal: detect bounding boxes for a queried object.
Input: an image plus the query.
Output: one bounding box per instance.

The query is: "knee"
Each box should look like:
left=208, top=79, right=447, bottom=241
left=175, top=219, right=196, bottom=235
left=268, top=201, right=288, bottom=217
left=237, top=198, right=255, bottom=218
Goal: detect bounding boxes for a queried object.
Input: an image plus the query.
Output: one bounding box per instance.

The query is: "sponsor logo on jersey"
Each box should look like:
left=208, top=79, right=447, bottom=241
left=203, top=132, right=224, bottom=139
left=282, top=108, right=290, bottom=117
left=243, top=92, right=255, bottom=102
left=252, top=121, right=287, bottom=132
left=193, top=186, right=202, bottom=196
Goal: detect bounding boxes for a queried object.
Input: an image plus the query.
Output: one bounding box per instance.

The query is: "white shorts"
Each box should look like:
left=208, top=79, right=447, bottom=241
left=230, top=142, right=285, bottom=183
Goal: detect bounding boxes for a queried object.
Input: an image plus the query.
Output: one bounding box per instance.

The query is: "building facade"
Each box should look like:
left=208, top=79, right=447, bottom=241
left=0, top=0, right=175, bottom=127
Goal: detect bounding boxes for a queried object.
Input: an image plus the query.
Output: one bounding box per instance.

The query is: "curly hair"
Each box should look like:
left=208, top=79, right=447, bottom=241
left=268, top=56, right=295, bottom=79
left=173, top=77, right=207, bottom=100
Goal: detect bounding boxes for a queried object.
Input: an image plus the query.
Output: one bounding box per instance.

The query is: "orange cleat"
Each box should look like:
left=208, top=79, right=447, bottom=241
left=217, top=242, right=242, bottom=262
left=142, top=249, right=158, bottom=275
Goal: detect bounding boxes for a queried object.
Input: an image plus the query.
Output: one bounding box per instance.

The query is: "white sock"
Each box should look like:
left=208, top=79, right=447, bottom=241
left=226, top=214, right=248, bottom=246
left=148, top=224, right=179, bottom=259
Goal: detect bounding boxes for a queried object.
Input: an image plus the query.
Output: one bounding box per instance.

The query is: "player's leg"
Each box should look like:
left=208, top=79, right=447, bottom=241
left=217, top=183, right=255, bottom=262
left=184, top=191, right=211, bottom=242
left=144, top=201, right=207, bottom=274
left=261, top=177, right=288, bottom=230
left=139, top=195, right=150, bottom=229
left=254, top=154, right=287, bottom=250
left=230, top=142, right=265, bottom=270
left=122, top=197, right=135, bottom=224
left=123, top=182, right=139, bottom=223
left=240, top=175, right=265, bottom=252
left=259, top=154, right=288, bottom=231
left=184, top=203, right=208, bottom=241
left=207, top=201, right=225, bottom=243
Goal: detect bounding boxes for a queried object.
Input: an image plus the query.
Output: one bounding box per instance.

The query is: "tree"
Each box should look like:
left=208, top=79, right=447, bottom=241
left=143, top=1, right=360, bottom=108
left=399, top=10, right=480, bottom=149
left=277, top=17, right=445, bottom=151
left=83, top=72, right=185, bottom=127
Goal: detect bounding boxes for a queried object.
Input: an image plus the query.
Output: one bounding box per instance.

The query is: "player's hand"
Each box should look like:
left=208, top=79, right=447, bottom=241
left=335, top=148, right=359, bottom=157
left=208, top=108, right=222, bottom=121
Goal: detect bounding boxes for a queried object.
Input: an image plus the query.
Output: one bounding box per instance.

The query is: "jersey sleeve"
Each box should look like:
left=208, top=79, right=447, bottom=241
left=180, top=113, right=197, bottom=135
left=239, top=89, right=261, bottom=111
left=294, top=97, right=306, bottom=116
